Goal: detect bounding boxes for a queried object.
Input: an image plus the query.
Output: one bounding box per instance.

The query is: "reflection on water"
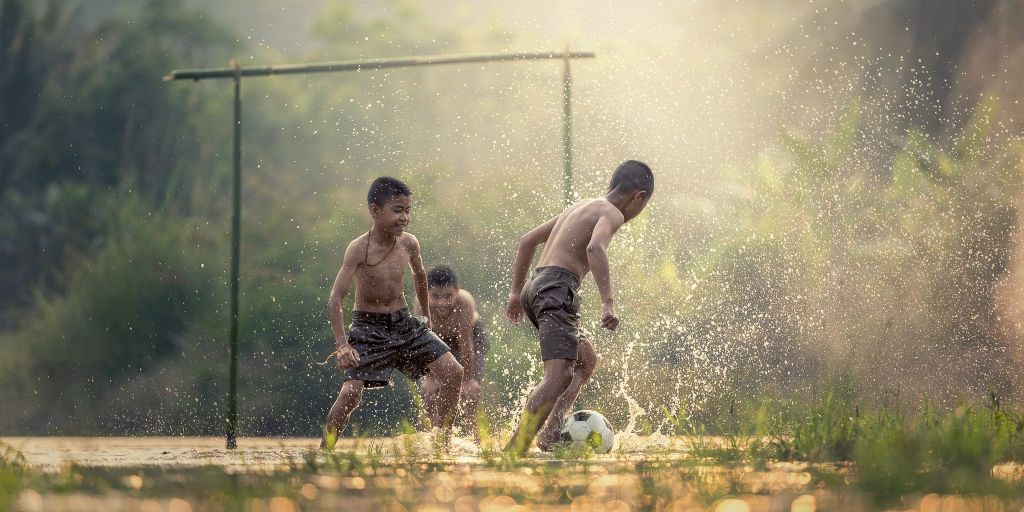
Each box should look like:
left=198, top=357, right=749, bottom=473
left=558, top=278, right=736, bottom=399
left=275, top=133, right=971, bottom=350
left=5, top=436, right=1024, bottom=511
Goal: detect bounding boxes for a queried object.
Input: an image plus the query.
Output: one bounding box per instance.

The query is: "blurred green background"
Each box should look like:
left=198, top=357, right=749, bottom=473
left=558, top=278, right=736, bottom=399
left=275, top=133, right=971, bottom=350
left=2, top=0, right=1024, bottom=437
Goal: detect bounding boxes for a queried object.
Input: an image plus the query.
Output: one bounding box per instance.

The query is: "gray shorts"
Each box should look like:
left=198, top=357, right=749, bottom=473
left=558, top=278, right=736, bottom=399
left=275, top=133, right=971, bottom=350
left=345, top=308, right=450, bottom=389
left=521, top=266, right=585, bottom=361
left=442, top=320, right=490, bottom=380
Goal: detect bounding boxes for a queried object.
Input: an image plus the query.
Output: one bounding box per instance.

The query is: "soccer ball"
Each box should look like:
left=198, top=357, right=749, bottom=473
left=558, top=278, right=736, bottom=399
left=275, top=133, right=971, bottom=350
left=559, top=410, right=615, bottom=454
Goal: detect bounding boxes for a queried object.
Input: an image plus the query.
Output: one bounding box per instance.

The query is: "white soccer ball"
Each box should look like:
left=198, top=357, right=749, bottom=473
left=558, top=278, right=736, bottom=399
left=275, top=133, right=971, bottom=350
left=558, top=410, right=615, bottom=454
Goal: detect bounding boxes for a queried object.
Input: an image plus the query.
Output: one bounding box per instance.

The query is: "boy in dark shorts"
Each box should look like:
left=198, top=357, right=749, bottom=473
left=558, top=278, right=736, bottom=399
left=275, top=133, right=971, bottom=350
left=504, top=160, right=654, bottom=455
left=321, top=177, right=464, bottom=447
left=419, top=265, right=489, bottom=434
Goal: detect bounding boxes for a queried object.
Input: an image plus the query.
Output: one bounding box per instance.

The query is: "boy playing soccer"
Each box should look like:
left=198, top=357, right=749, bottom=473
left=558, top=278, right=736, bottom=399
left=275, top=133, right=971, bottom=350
left=419, top=265, right=490, bottom=434
left=322, top=177, right=464, bottom=446
left=504, top=160, right=654, bottom=455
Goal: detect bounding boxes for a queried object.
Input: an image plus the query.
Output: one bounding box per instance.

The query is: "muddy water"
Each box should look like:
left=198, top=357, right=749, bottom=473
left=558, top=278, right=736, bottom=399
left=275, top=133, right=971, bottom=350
left=3, top=436, right=1021, bottom=512
left=0, top=434, right=697, bottom=471
left=2, top=437, right=320, bottom=472
left=2, top=435, right=825, bottom=511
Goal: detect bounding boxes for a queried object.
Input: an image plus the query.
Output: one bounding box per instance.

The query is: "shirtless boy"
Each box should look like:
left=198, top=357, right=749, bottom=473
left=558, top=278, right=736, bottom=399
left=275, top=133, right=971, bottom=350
left=504, top=160, right=654, bottom=455
left=322, top=177, right=463, bottom=446
left=419, top=265, right=490, bottom=433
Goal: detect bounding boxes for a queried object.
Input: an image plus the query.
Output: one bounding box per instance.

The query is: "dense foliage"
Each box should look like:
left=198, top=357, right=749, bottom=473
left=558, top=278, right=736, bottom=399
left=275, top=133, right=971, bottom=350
left=2, top=0, right=1024, bottom=437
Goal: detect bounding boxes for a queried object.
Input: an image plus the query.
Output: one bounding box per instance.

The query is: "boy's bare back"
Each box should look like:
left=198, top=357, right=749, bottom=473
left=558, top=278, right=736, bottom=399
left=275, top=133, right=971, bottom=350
left=536, top=198, right=625, bottom=280
left=506, top=161, right=653, bottom=335
left=502, top=160, right=652, bottom=455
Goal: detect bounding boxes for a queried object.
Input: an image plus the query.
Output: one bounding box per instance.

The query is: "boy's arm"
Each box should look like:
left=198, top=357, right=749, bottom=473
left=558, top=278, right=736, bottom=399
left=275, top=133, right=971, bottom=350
left=407, top=235, right=431, bottom=327
left=587, top=210, right=624, bottom=331
left=329, top=241, right=362, bottom=368
left=506, top=215, right=559, bottom=323
left=457, top=293, right=476, bottom=381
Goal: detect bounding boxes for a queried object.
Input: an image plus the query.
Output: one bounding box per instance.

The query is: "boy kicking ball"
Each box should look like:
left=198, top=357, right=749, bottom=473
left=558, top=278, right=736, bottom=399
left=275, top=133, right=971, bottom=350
left=504, top=160, right=654, bottom=455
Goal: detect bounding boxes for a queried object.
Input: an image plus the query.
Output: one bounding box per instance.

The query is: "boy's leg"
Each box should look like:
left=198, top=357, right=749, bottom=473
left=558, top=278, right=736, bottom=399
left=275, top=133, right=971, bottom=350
left=536, top=337, right=597, bottom=451
left=461, top=322, right=487, bottom=436
left=321, top=379, right=366, bottom=448
left=424, top=352, right=464, bottom=431
left=504, top=358, right=575, bottom=456
left=419, top=374, right=439, bottom=427
left=459, top=378, right=482, bottom=436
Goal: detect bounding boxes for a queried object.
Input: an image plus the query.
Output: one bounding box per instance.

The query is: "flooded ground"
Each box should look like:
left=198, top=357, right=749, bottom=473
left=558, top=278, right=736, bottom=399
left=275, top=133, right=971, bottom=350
left=2, top=436, right=1022, bottom=512
left=2, top=437, right=321, bottom=473
left=2, top=435, right=694, bottom=471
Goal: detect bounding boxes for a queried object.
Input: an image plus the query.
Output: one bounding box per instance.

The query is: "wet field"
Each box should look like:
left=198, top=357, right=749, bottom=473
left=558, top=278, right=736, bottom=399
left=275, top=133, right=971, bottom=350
left=4, top=435, right=1024, bottom=512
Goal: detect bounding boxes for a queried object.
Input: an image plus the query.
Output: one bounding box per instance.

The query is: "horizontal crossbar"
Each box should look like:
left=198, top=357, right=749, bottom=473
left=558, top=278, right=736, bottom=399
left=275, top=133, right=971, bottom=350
left=164, top=51, right=595, bottom=81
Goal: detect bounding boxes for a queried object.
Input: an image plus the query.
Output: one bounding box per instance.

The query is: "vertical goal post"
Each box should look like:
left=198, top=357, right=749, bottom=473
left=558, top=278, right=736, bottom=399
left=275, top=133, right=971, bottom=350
left=164, top=50, right=595, bottom=448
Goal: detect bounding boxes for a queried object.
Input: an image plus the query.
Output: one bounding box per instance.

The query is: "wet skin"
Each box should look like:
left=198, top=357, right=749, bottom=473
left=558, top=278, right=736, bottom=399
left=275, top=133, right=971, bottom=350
left=421, top=286, right=483, bottom=434
left=321, top=195, right=464, bottom=447
left=504, top=187, right=650, bottom=455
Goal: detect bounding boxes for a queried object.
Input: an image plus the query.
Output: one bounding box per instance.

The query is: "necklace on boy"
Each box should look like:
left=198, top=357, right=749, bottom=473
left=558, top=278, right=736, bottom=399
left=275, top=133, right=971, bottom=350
left=364, top=230, right=398, bottom=267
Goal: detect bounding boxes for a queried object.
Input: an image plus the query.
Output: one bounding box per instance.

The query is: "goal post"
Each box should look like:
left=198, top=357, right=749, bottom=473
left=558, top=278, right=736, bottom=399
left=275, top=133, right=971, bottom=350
left=164, top=49, right=595, bottom=449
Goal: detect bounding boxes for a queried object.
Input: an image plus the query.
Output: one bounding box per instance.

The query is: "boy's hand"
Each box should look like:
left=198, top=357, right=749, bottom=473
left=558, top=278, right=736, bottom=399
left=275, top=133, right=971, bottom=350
left=335, top=343, right=361, bottom=369
left=601, top=303, right=619, bottom=331
left=506, top=293, right=523, bottom=324
left=415, top=315, right=433, bottom=330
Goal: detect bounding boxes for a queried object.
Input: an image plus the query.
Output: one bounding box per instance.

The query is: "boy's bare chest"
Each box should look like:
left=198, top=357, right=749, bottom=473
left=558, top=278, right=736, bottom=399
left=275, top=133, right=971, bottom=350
left=434, top=300, right=479, bottom=340
left=431, top=310, right=463, bottom=338
left=356, top=249, right=409, bottom=287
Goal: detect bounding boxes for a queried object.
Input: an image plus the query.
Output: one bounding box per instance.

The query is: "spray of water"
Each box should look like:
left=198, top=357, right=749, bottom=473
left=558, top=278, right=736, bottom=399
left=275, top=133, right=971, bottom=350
left=5, top=1, right=1024, bottom=446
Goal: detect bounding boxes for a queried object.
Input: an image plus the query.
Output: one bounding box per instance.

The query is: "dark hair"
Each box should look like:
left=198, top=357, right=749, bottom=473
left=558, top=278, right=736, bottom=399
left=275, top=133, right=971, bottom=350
left=427, top=265, right=458, bottom=288
left=608, top=160, right=654, bottom=196
left=367, top=176, right=412, bottom=207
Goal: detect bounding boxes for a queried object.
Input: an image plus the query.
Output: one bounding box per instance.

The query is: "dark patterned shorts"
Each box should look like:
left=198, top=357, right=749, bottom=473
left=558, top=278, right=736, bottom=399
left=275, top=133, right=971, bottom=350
left=521, top=266, right=585, bottom=361
left=345, top=308, right=450, bottom=389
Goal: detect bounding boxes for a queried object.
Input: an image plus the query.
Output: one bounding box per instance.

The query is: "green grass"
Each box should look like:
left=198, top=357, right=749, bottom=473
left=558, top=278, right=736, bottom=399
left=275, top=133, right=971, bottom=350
left=709, top=388, right=1024, bottom=504
left=848, top=396, right=1024, bottom=501
left=7, top=389, right=1024, bottom=510
left=1, top=442, right=31, bottom=508
left=653, top=381, right=1024, bottom=504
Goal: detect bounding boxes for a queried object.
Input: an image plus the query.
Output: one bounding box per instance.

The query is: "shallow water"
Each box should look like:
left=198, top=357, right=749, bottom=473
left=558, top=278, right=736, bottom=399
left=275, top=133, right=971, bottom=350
left=2, top=436, right=321, bottom=472
left=0, top=434, right=716, bottom=471
left=3, top=436, right=1022, bottom=512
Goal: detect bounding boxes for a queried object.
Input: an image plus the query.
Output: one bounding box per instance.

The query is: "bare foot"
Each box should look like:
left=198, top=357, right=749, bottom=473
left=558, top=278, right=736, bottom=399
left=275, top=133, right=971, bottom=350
left=535, top=423, right=563, bottom=452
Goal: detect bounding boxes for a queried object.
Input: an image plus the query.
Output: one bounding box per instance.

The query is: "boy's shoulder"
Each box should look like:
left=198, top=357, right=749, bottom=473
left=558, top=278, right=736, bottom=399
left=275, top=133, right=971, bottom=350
left=458, top=289, right=477, bottom=308
left=568, top=198, right=623, bottom=222
left=345, top=231, right=417, bottom=248
left=344, top=232, right=369, bottom=252
left=595, top=198, right=624, bottom=223
left=593, top=197, right=622, bottom=213
left=343, top=232, right=368, bottom=255
left=398, top=231, right=420, bottom=249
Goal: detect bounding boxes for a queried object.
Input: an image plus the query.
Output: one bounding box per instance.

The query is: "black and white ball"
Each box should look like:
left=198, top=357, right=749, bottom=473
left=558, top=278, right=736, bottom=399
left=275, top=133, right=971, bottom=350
left=559, top=410, right=615, bottom=454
